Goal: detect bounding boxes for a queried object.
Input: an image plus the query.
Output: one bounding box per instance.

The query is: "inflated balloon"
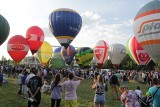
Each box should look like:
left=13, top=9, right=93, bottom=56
left=49, top=53, right=65, bottom=70
left=126, top=36, right=151, bottom=65
left=49, top=8, right=82, bottom=49
left=109, top=44, right=126, bottom=68
left=75, top=47, right=93, bottom=67
left=93, top=40, right=109, bottom=69
left=53, top=47, right=62, bottom=54
left=26, top=26, right=44, bottom=55
left=0, top=14, right=10, bottom=46
left=61, top=45, right=76, bottom=65
left=134, top=0, right=160, bottom=66
left=7, top=35, right=29, bottom=63
left=36, top=41, right=53, bottom=66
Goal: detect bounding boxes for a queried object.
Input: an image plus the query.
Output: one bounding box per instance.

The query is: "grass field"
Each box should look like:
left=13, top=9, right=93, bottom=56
left=0, top=77, right=148, bottom=107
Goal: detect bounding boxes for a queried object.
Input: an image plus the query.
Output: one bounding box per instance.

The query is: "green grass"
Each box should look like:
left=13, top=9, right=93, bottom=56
left=0, top=78, right=148, bottom=107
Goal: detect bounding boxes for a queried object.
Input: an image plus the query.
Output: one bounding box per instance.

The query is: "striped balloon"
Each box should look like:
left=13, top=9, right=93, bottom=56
left=93, top=40, right=109, bottom=69
left=134, top=0, right=160, bottom=66
left=49, top=8, right=82, bottom=49
left=126, top=36, right=150, bottom=65
left=36, top=41, right=53, bottom=66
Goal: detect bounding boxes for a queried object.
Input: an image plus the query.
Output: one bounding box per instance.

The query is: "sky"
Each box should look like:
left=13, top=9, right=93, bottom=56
left=0, top=0, right=152, bottom=59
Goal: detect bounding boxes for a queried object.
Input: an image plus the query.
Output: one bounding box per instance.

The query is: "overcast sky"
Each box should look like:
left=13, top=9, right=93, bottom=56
left=0, top=0, right=151, bottom=59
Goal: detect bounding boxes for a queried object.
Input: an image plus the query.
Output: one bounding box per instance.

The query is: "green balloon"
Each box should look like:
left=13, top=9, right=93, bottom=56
left=0, top=14, right=10, bottom=46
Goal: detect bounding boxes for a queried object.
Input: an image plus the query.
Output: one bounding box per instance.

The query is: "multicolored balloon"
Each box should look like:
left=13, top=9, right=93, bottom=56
left=49, top=8, right=82, bottom=49
left=0, top=14, right=10, bottom=46
left=108, top=44, right=126, bottom=68
left=126, top=36, right=151, bottom=65
left=26, top=26, right=44, bottom=55
left=75, top=47, right=93, bottom=67
left=134, top=0, right=160, bottom=66
left=36, top=41, right=53, bottom=66
left=61, top=45, right=76, bottom=65
left=93, top=40, right=109, bottom=69
left=7, top=35, right=29, bottom=63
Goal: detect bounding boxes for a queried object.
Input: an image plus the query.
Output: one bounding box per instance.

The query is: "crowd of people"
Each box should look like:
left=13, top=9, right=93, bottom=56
left=0, top=64, right=160, bottom=107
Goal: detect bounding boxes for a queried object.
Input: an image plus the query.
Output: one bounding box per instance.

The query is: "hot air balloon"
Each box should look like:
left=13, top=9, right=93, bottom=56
left=134, top=0, right=160, bottom=67
left=0, top=14, right=10, bottom=46
left=93, top=40, right=109, bottom=69
left=36, top=41, right=53, bottom=66
left=53, top=47, right=62, bottom=54
left=108, top=44, right=126, bottom=68
left=49, top=53, right=65, bottom=70
left=75, top=47, right=93, bottom=67
left=49, top=8, right=82, bottom=49
left=126, top=36, right=151, bottom=65
left=61, top=45, right=76, bottom=65
left=7, top=35, right=29, bottom=63
left=26, top=26, right=44, bottom=55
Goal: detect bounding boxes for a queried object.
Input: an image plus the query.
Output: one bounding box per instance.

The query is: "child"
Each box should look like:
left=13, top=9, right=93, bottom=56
left=41, top=81, right=50, bottom=93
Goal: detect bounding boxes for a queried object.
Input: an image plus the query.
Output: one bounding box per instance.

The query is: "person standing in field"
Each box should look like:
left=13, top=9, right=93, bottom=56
left=60, top=72, right=84, bottom=107
left=27, top=68, right=43, bottom=107
left=92, top=74, right=106, bottom=107
left=51, top=73, right=62, bottom=107
left=0, top=71, right=3, bottom=87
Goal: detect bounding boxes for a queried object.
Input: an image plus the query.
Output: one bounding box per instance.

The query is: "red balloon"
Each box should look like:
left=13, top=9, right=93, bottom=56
left=26, top=26, right=44, bottom=55
left=7, top=35, right=29, bottom=63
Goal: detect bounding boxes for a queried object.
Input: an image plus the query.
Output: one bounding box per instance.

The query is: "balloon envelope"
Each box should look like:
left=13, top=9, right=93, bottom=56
left=49, top=53, right=65, bottom=70
left=26, top=26, right=44, bottom=55
left=7, top=35, right=29, bottom=63
left=109, top=44, right=126, bottom=66
left=93, top=40, right=109, bottom=69
left=134, top=0, right=160, bottom=66
left=36, top=41, right=53, bottom=66
left=126, top=36, right=151, bottom=65
left=49, top=8, right=82, bottom=49
left=61, top=45, right=76, bottom=65
left=53, top=47, right=62, bottom=54
left=0, top=14, right=10, bottom=46
left=75, top=47, right=93, bottom=67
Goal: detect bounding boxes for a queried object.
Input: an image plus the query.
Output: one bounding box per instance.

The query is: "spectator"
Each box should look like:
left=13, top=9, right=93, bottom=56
left=60, top=72, right=84, bottom=107
left=135, top=86, right=142, bottom=98
left=110, top=72, right=119, bottom=99
left=0, top=71, right=3, bottom=87
left=51, top=74, right=62, bottom=107
left=17, top=71, right=23, bottom=96
left=148, top=78, right=160, bottom=107
left=122, top=74, right=127, bottom=86
left=119, top=86, right=141, bottom=107
left=21, top=71, right=28, bottom=98
left=27, top=68, right=43, bottom=107
left=92, top=75, right=106, bottom=107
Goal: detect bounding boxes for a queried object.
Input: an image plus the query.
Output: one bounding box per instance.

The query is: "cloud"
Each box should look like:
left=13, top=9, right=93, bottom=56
left=71, top=11, right=133, bottom=48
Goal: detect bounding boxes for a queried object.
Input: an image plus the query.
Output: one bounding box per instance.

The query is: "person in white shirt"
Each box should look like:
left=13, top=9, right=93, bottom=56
left=135, top=86, right=142, bottom=98
left=60, top=72, right=84, bottom=107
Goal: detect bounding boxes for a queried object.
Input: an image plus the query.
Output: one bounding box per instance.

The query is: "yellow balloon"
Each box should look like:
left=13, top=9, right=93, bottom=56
left=36, top=41, right=53, bottom=66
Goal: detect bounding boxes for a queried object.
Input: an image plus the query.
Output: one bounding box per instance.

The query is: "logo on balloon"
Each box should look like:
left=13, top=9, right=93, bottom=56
left=67, top=39, right=72, bottom=43
left=94, top=49, right=102, bottom=60
left=138, top=53, right=149, bottom=62
left=11, top=44, right=25, bottom=50
left=138, top=19, right=160, bottom=36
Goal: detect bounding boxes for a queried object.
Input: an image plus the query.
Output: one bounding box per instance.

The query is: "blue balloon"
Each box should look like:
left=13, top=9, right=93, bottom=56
left=49, top=8, right=82, bottom=49
left=54, top=47, right=62, bottom=53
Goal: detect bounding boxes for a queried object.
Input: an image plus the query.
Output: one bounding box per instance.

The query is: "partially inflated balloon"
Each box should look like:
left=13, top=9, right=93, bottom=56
left=61, top=45, right=76, bottom=65
left=126, top=36, right=150, bottom=65
left=7, top=35, right=29, bottom=63
left=75, top=47, right=93, bottom=67
left=36, top=41, right=53, bottom=66
left=109, top=44, right=126, bottom=68
left=134, top=0, right=160, bottom=66
left=49, top=53, right=65, bottom=69
left=49, top=8, right=82, bottom=49
left=93, top=40, right=109, bottom=69
left=0, top=14, right=10, bottom=46
left=26, top=26, right=44, bottom=55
